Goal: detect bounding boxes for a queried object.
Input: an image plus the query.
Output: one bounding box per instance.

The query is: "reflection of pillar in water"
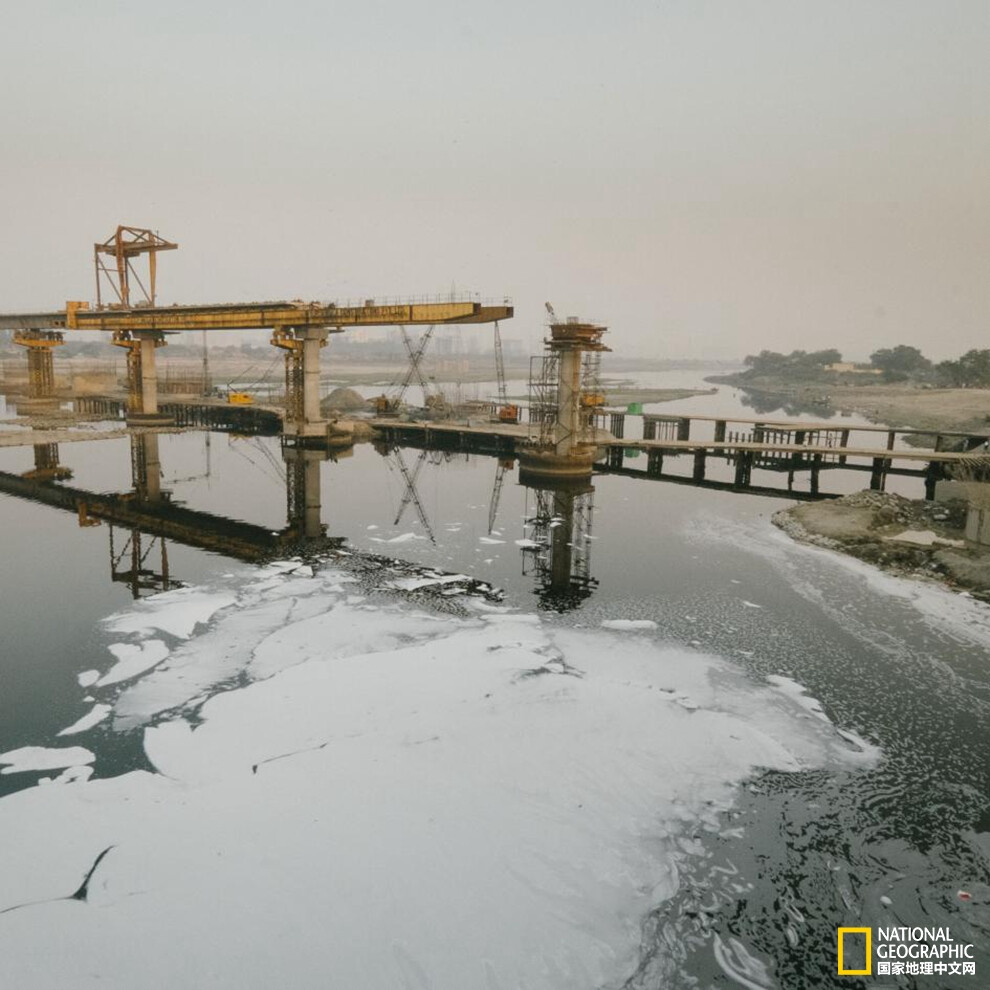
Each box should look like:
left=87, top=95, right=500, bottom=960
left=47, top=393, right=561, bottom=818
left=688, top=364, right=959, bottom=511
left=22, top=442, right=72, bottom=482
left=130, top=432, right=163, bottom=501
left=520, top=473, right=598, bottom=611
left=283, top=445, right=328, bottom=540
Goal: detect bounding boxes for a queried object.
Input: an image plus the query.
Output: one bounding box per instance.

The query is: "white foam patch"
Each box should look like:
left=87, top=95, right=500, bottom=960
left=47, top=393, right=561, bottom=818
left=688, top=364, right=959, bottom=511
left=57, top=704, right=112, bottom=737
left=0, top=566, right=876, bottom=989
left=98, top=640, right=170, bottom=687
left=106, top=589, right=236, bottom=640
left=369, top=532, right=424, bottom=545
left=0, top=746, right=95, bottom=775
left=387, top=573, right=469, bottom=592
left=601, top=619, right=658, bottom=631
left=686, top=512, right=990, bottom=651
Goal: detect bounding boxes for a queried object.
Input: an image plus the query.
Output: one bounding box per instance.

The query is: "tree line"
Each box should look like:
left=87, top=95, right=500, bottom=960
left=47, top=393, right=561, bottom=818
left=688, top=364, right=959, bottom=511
left=743, top=344, right=990, bottom=387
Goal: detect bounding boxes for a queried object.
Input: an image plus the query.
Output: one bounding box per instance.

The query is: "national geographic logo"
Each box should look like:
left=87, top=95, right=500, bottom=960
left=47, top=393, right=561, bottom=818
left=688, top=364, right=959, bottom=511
left=838, top=926, right=977, bottom=978
left=837, top=928, right=871, bottom=976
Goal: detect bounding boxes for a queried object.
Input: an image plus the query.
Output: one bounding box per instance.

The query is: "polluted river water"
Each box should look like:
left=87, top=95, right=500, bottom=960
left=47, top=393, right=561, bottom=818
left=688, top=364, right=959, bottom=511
left=0, top=373, right=987, bottom=989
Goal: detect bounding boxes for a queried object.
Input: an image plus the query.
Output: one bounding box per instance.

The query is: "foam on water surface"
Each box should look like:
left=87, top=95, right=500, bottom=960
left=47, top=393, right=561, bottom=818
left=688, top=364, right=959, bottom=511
left=106, top=588, right=236, bottom=640
left=0, top=746, right=95, bottom=774
left=0, top=559, right=877, bottom=989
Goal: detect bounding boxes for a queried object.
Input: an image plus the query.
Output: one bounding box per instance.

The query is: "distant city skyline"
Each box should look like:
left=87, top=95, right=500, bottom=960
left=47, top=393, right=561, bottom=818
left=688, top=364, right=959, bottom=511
left=0, top=1, right=987, bottom=362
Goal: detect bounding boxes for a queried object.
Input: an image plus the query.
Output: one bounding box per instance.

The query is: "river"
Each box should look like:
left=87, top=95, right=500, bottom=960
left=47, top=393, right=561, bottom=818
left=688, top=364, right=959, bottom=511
left=0, top=368, right=986, bottom=988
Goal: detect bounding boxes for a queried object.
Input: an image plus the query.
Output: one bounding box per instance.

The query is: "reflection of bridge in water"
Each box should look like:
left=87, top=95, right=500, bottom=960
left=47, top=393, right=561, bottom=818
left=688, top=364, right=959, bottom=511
left=6, top=405, right=989, bottom=611
left=0, top=434, right=512, bottom=605
left=0, top=435, right=343, bottom=597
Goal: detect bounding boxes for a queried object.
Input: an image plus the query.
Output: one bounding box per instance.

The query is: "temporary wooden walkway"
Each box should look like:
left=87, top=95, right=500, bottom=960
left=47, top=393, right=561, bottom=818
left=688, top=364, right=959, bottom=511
left=373, top=416, right=990, bottom=499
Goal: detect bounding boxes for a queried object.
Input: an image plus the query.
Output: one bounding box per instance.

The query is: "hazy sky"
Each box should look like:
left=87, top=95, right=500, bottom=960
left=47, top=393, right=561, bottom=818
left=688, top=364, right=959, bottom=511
left=1, top=1, right=987, bottom=360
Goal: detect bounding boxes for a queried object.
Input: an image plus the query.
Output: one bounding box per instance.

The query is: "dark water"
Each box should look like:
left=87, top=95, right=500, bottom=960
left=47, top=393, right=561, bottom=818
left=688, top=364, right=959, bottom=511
left=0, top=386, right=988, bottom=988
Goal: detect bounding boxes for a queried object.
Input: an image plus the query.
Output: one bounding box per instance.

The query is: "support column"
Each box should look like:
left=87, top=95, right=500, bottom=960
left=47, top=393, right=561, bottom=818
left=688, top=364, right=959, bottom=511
left=140, top=336, right=159, bottom=415
left=302, top=329, right=324, bottom=430
left=272, top=326, right=333, bottom=442
left=924, top=462, right=943, bottom=502
left=112, top=331, right=172, bottom=425
left=713, top=420, right=726, bottom=442
left=869, top=457, right=889, bottom=491
left=13, top=330, right=64, bottom=405
left=677, top=417, right=691, bottom=441
left=555, top=348, right=582, bottom=456
left=643, top=416, right=657, bottom=440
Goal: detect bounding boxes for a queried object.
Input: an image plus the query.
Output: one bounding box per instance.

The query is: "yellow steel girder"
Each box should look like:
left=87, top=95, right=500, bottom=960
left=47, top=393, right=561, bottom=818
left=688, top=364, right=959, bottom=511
left=64, top=300, right=513, bottom=332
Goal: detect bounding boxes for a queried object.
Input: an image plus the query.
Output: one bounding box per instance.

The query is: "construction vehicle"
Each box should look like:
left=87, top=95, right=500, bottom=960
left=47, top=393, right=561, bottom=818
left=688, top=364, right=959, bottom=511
left=227, top=390, right=254, bottom=405
left=492, top=320, right=519, bottom=423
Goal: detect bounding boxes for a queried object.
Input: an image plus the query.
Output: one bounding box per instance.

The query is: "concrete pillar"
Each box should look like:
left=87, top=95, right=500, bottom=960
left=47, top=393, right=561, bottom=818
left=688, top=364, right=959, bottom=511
left=555, top=348, right=582, bottom=456
left=276, top=326, right=329, bottom=441
left=139, top=336, right=159, bottom=415
left=302, top=329, right=325, bottom=431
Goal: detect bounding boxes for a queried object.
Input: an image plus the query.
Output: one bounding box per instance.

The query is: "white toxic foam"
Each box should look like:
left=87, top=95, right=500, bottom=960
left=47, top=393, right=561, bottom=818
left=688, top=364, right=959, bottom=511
left=601, top=619, right=659, bottom=631
left=57, top=705, right=112, bottom=737
left=97, top=640, right=170, bottom=687
left=106, top=588, right=235, bottom=640
left=0, top=564, right=877, bottom=989
left=0, top=746, right=95, bottom=775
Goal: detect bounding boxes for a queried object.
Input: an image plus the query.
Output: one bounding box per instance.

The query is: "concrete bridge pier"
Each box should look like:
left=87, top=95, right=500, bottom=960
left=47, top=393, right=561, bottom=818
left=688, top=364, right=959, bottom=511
left=519, top=318, right=610, bottom=479
left=272, top=326, right=342, bottom=444
left=112, top=330, right=174, bottom=425
left=12, top=330, right=64, bottom=407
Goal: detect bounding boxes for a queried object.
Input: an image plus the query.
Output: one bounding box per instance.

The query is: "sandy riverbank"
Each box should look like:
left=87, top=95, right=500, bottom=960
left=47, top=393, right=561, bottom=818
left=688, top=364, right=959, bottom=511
left=708, top=373, right=990, bottom=441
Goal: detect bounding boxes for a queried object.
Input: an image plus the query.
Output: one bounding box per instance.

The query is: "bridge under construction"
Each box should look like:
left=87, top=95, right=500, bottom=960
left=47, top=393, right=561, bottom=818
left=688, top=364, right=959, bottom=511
left=0, top=226, right=513, bottom=443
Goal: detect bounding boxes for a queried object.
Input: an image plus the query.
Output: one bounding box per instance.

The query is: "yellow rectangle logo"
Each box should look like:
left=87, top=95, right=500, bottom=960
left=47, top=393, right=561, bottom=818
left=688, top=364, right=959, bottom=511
left=837, top=927, right=872, bottom=976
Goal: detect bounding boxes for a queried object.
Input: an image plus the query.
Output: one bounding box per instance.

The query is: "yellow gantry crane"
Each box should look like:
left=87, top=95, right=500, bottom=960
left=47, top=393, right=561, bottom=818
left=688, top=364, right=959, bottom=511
left=0, top=226, right=514, bottom=436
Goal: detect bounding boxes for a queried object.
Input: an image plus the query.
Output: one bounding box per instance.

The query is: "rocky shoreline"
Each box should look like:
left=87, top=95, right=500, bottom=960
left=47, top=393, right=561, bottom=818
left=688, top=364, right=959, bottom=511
left=772, top=490, right=990, bottom=599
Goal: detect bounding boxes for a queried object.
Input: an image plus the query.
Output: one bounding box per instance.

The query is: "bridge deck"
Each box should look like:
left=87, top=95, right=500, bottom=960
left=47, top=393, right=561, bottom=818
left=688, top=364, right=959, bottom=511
left=374, top=419, right=987, bottom=464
